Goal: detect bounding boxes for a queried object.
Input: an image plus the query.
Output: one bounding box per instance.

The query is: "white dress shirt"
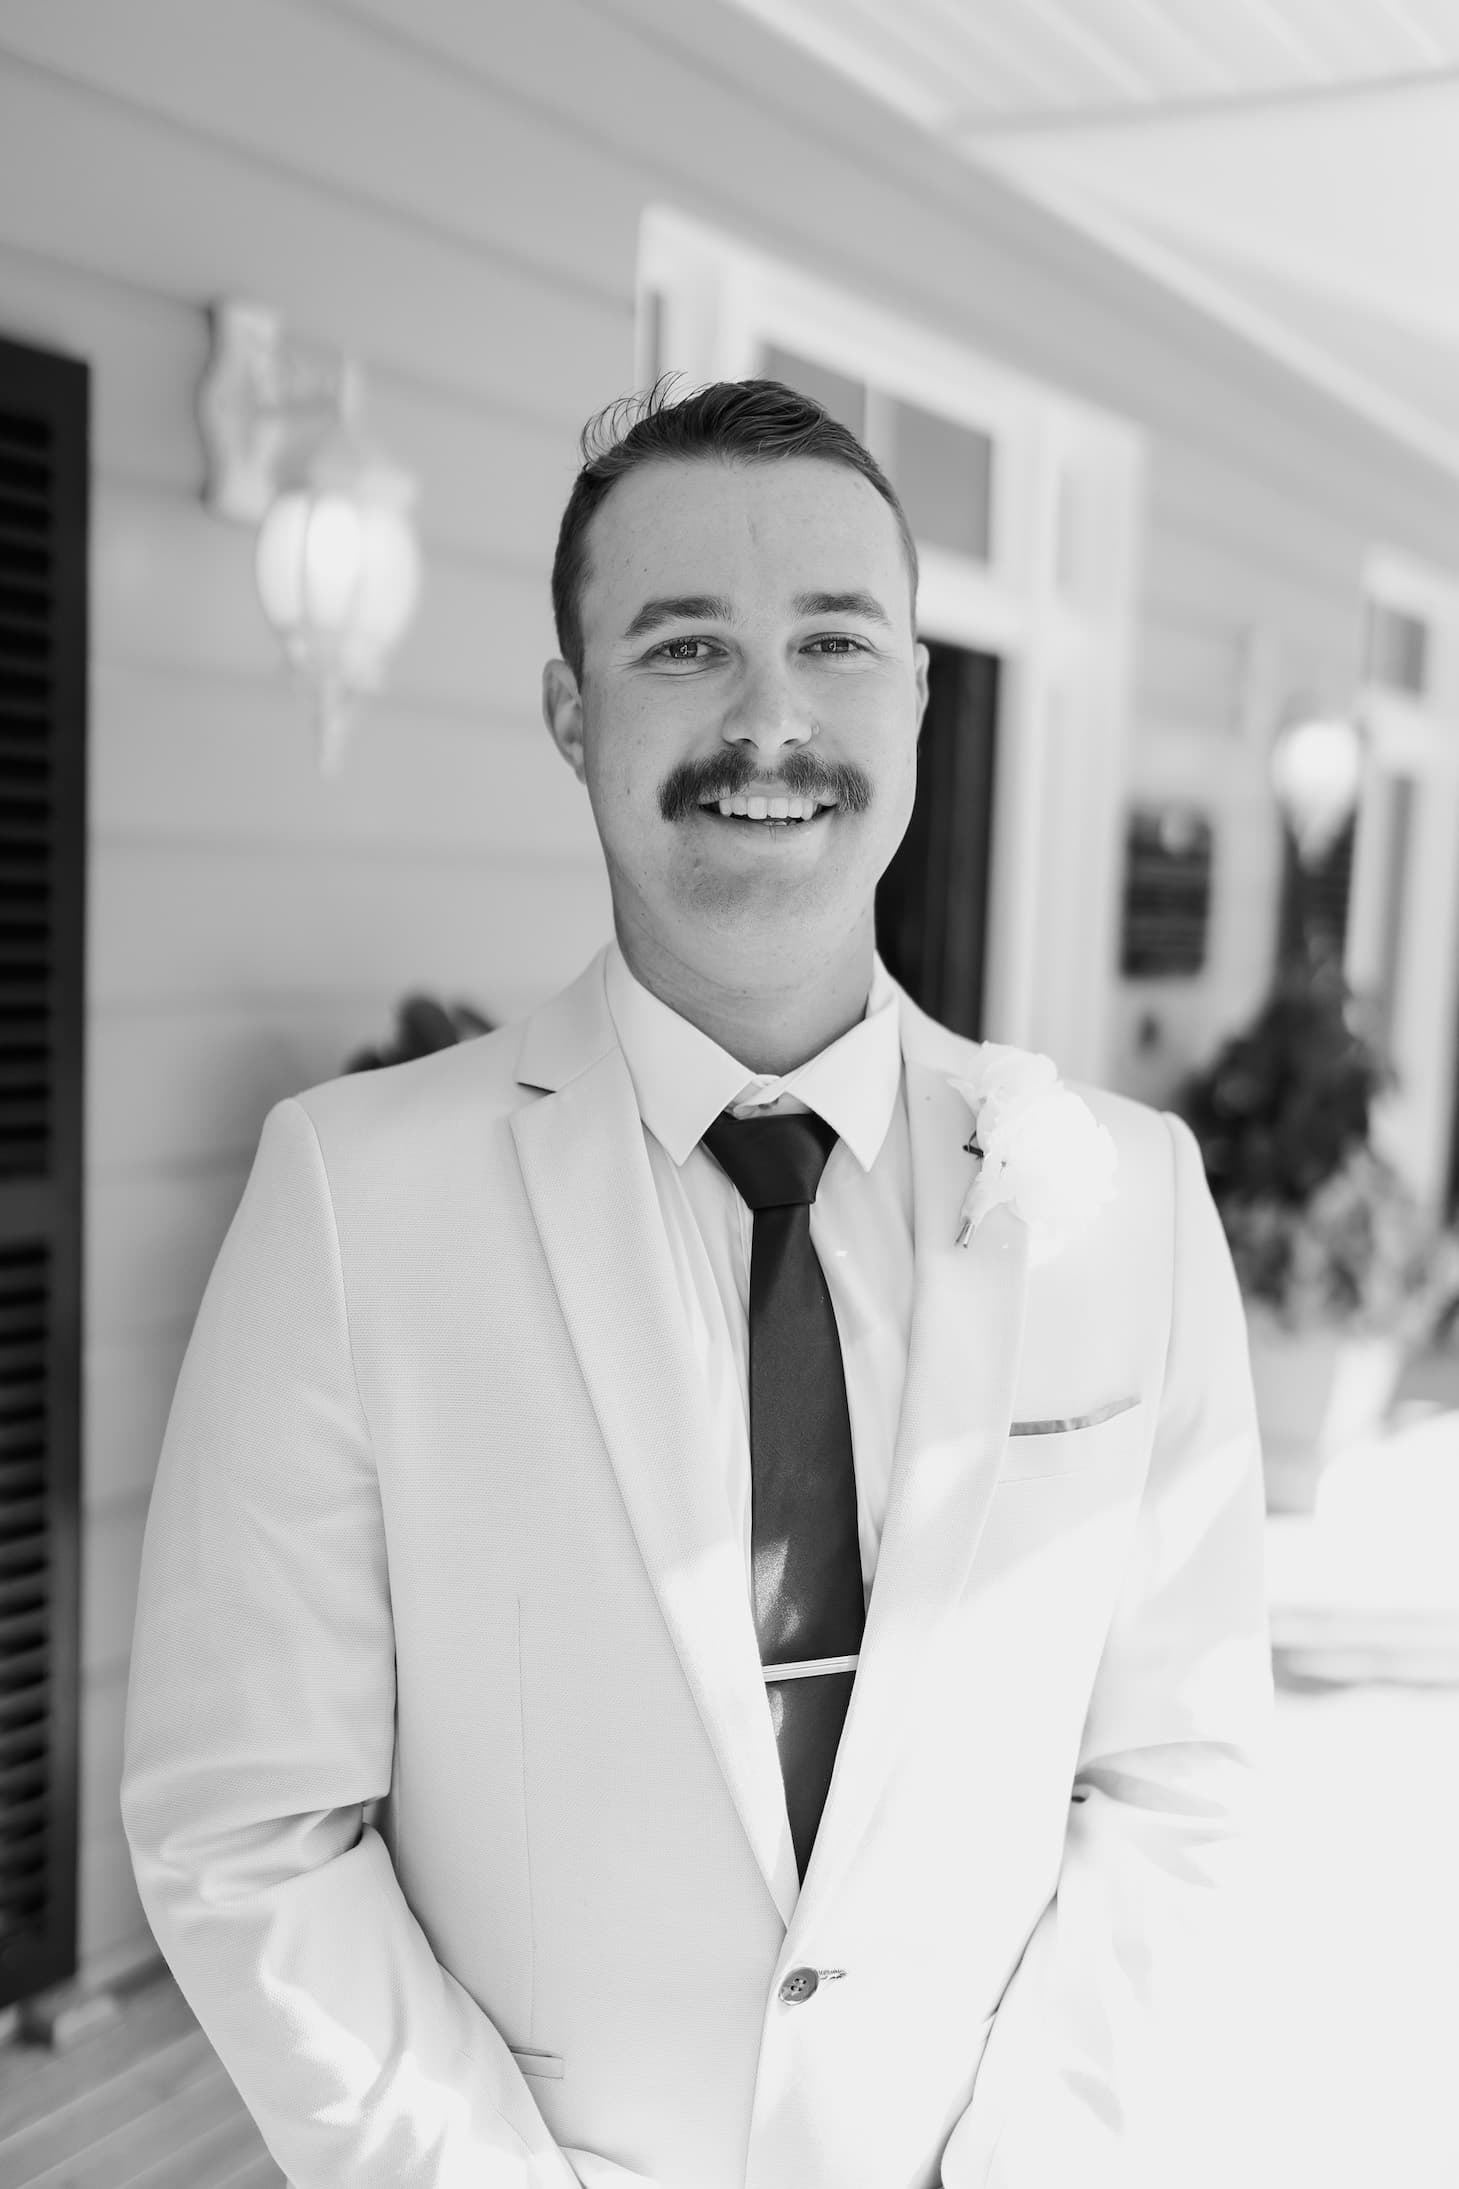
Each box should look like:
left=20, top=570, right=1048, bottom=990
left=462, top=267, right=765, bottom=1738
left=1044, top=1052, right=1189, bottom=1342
left=602, top=940, right=914, bottom=1613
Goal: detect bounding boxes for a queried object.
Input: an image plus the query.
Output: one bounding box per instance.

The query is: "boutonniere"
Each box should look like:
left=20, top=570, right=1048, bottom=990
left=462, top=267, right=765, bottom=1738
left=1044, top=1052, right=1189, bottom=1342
left=950, top=1045, right=1118, bottom=1264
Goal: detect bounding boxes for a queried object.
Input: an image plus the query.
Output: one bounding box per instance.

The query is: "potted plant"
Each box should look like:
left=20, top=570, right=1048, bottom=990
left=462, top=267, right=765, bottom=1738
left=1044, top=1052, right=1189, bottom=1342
left=1177, top=965, right=1459, bottom=1512
left=344, top=993, right=493, bottom=1073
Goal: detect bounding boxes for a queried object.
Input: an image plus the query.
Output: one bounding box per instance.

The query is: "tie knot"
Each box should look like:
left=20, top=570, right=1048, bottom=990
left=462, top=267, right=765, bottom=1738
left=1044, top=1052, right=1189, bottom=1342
left=701, top=1108, right=839, bottom=1211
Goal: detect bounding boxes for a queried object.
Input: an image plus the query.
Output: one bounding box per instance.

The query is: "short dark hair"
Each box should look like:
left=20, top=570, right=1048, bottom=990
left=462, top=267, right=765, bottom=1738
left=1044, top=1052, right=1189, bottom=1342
left=550, top=376, right=918, bottom=681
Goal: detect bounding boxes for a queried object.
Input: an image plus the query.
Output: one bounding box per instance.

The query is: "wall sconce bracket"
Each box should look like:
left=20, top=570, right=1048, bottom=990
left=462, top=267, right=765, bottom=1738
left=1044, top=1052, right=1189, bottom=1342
left=196, top=296, right=423, bottom=775
left=199, top=299, right=357, bottom=523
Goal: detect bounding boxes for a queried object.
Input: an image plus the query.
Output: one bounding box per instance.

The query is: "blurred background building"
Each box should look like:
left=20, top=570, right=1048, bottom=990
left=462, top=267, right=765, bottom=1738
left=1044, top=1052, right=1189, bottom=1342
left=1, top=2, right=1458, bottom=2182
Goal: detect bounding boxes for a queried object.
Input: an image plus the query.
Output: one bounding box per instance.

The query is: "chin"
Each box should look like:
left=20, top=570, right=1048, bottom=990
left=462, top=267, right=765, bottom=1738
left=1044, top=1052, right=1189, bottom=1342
left=682, top=859, right=863, bottom=935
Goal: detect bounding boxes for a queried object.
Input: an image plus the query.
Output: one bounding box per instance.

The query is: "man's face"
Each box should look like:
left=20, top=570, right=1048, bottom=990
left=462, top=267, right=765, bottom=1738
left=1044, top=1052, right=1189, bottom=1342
left=542, top=455, right=929, bottom=972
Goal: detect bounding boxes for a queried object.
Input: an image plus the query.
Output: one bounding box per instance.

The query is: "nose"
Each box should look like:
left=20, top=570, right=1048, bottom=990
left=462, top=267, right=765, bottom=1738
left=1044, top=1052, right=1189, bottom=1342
left=720, top=655, right=815, bottom=764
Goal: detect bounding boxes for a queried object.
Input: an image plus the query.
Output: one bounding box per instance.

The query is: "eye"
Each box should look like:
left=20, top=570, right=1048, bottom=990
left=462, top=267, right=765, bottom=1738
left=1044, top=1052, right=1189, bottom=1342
left=645, top=635, right=722, bottom=664
left=804, top=634, right=871, bottom=658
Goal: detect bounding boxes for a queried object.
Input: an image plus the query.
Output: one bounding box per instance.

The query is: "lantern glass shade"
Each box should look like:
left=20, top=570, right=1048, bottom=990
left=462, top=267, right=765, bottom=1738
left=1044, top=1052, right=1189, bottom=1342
left=254, top=472, right=422, bottom=695
left=256, top=493, right=360, bottom=636
left=348, top=498, right=423, bottom=663
left=1270, top=713, right=1363, bottom=869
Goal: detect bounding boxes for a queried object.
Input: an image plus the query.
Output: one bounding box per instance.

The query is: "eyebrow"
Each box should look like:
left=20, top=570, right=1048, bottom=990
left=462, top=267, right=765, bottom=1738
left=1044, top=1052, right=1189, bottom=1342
left=621, top=594, right=733, bottom=642
left=620, top=588, right=893, bottom=642
left=792, top=589, right=892, bottom=627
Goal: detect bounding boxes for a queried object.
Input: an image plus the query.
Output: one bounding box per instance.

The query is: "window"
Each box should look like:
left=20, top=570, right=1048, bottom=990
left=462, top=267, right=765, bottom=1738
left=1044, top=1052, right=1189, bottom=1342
left=884, top=397, right=992, bottom=561
left=1364, top=600, right=1429, bottom=698
left=760, top=344, right=993, bottom=562
left=761, top=343, right=867, bottom=440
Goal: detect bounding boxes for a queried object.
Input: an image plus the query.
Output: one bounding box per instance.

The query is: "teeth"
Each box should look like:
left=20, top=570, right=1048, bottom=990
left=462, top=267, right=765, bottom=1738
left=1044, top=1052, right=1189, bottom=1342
left=704, top=793, right=829, bottom=821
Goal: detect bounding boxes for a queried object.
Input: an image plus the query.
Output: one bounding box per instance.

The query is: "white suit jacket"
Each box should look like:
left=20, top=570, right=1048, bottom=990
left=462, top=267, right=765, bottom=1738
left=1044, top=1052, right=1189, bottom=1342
left=121, top=946, right=1273, bottom=2189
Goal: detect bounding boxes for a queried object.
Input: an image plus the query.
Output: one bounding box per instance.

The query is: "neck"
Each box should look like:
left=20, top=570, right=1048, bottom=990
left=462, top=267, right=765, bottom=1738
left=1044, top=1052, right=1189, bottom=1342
left=616, top=914, right=877, bottom=1076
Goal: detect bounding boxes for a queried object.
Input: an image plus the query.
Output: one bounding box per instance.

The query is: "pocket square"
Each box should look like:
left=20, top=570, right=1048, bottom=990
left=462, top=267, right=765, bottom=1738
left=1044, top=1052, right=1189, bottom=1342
left=1008, top=1395, right=1140, bottom=1436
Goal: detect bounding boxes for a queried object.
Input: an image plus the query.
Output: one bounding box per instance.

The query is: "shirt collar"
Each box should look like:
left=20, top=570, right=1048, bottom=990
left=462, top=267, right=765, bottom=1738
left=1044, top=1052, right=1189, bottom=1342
left=603, top=938, right=902, bottom=1173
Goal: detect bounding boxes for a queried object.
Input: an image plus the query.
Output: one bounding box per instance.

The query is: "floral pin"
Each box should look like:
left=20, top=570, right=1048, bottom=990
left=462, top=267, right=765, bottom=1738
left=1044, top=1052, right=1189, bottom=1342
left=950, top=1046, right=1118, bottom=1265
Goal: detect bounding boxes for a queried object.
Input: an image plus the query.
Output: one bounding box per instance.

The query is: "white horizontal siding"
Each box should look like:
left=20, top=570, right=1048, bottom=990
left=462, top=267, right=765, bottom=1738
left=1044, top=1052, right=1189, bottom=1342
left=85, top=998, right=386, bottom=1184
left=78, top=1819, right=150, bottom=1981
left=93, top=484, right=556, bottom=716
left=82, top=1510, right=149, bottom=1728
left=84, top=1330, right=190, bottom=1511
left=0, top=240, right=581, bottom=568
left=0, top=0, right=645, bottom=307
left=0, top=57, right=631, bottom=424
left=90, top=668, right=595, bottom=856
left=3, top=0, right=1457, bottom=1990
left=90, top=841, right=610, bottom=1012
left=86, top=1169, right=254, bottom=1348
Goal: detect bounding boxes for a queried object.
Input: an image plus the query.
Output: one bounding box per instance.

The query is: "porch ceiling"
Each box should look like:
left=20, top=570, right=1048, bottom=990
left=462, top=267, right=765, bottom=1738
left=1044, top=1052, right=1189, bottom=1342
left=723, top=0, right=1459, bottom=474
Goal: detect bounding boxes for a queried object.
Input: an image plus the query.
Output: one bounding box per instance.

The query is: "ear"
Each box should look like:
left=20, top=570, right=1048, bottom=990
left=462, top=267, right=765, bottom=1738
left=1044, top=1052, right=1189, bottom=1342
left=913, top=640, right=931, bottom=742
left=542, top=659, right=586, bottom=782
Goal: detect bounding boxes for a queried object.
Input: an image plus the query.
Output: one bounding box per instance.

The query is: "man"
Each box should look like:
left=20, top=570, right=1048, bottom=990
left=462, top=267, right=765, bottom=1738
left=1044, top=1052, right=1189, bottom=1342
left=122, top=379, right=1272, bottom=2189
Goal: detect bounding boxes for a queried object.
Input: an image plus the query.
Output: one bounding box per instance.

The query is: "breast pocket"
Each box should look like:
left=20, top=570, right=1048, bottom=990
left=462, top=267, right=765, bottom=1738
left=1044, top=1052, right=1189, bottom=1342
left=998, top=1395, right=1146, bottom=1481
left=510, top=2046, right=564, bottom=2080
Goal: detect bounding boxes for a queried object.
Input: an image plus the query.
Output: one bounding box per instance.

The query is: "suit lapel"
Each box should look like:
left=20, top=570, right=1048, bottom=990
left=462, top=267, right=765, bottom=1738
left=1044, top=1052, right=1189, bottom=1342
left=790, top=998, right=1031, bottom=1930
left=511, top=954, right=799, bottom=1925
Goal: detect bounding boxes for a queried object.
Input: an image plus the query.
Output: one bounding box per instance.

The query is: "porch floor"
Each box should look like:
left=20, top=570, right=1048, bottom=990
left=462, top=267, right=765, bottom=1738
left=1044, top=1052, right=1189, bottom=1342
left=0, top=1968, right=283, bottom=2189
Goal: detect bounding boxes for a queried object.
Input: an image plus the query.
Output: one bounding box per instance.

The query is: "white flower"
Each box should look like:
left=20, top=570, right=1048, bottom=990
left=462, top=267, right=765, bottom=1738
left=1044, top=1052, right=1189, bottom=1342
left=950, top=1044, right=1118, bottom=1264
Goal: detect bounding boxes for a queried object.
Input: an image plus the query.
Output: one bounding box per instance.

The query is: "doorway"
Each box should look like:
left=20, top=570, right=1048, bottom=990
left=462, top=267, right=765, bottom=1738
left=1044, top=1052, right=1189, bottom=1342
left=875, top=640, right=999, bottom=1039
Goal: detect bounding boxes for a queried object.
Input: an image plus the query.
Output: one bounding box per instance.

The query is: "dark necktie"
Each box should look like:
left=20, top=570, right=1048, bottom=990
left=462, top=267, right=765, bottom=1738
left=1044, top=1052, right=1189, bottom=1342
left=700, top=1107, right=865, bottom=1882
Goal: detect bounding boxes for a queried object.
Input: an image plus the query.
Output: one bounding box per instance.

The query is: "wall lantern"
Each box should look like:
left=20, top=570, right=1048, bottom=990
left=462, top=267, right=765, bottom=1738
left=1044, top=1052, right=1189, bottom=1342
left=197, top=299, right=423, bottom=774
left=1269, top=706, right=1364, bottom=871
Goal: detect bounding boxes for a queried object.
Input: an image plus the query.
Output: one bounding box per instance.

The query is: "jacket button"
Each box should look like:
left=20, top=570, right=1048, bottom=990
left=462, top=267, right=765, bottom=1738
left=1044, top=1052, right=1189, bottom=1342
left=778, top=1967, right=819, bottom=2004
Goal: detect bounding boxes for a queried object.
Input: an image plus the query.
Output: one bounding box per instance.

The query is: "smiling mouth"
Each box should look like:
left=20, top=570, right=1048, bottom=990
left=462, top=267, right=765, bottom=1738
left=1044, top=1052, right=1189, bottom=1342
left=696, top=794, right=837, bottom=829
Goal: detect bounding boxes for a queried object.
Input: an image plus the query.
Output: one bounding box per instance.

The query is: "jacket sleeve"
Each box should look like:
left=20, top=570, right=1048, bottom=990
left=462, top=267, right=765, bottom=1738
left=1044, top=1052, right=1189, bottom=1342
left=120, top=1098, right=652, bottom=2189
left=939, top=1110, right=1275, bottom=2189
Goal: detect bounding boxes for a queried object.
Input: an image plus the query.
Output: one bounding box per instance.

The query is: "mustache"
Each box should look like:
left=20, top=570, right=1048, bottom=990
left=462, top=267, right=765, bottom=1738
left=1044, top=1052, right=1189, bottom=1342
left=659, top=750, right=873, bottom=822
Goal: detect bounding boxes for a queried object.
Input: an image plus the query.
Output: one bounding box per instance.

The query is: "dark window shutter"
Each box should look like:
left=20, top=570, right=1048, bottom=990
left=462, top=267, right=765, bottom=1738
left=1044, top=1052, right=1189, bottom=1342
left=0, top=332, right=87, bottom=2010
